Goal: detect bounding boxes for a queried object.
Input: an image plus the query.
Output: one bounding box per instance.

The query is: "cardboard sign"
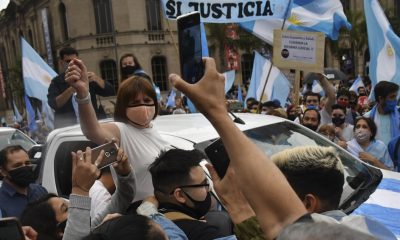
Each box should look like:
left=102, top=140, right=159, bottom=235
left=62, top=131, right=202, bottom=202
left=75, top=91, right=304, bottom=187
left=273, top=30, right=325, bottom=73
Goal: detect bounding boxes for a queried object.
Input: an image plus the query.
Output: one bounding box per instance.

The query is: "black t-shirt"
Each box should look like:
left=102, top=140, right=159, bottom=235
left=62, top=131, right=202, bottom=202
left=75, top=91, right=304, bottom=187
left=174, top=219, right=225, bottom=240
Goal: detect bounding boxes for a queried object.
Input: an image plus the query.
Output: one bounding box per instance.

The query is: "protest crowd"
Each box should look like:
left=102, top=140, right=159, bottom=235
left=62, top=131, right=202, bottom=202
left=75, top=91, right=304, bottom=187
left=2, top=0, right=400, bottom=240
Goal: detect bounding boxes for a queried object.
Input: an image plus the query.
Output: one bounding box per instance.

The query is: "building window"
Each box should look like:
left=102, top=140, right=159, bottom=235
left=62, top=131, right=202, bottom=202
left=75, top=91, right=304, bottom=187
left=93, top=0, right=113, bottom=34
left=100, top=60, right=118, bottom=94
left=146, top=0, right=162, bottom=31
left=151, top=56, right=168, bottom=91
left=241, top=53, right=253, bottom=87
left=59, top=3, right=69, bottom=40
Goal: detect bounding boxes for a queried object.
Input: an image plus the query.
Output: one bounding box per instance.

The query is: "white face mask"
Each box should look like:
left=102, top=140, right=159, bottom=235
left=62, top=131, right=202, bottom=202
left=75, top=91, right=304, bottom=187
left=126, top=105, right=155, bottom=127
left=355, top=128, right=371, bottom=143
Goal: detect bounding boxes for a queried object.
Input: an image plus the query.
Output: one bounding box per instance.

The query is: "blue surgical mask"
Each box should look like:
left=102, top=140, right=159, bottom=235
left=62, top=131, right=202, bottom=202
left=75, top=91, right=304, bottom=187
left=383, top=100, right=397, bottom=113
left=307, top=105, right=317, bottom=110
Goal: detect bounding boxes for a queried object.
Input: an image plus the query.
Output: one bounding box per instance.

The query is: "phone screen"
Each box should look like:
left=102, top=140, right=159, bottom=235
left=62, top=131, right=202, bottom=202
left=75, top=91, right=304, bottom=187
left=87, top=142, right=119, bottom=169
left=178, top=12, right=204, bottom=84
left=0, top=218, right=24, bottom=240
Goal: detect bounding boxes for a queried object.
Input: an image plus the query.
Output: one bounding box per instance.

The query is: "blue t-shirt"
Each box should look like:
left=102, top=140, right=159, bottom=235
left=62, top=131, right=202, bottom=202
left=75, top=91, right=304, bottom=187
left=0, top=181, right=48, bottom=219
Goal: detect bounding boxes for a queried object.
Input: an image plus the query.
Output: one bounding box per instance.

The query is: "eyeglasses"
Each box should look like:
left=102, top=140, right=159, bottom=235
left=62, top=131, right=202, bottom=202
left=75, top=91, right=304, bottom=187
left=170, top=181, right=210, bottom=194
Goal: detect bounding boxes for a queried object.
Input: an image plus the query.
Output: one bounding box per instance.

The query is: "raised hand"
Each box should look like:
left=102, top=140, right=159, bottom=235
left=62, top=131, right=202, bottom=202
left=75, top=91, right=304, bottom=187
left=112, top=148, right=132, bottom=176
left=65, top=59, right=90, bottom=98
left=169, top=58, right=226, bottom=118
left=71, top=147, right=101, bottom=196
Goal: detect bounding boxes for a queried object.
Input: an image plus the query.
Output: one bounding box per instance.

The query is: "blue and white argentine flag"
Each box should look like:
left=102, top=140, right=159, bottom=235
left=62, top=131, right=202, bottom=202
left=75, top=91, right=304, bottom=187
left=364, top=0, right=400, bottom=89
left=246, top=51, right=291, bottom=106
left=240, top=0, right=352, bottom=44
left=21, top=37, right=57, bottom=129
left=352, top=171, right=400, bottom=238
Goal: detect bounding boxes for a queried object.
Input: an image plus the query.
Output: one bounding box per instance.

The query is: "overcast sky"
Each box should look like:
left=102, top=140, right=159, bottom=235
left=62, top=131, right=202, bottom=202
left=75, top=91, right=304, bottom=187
left=0, top=0, right=10, bottom=11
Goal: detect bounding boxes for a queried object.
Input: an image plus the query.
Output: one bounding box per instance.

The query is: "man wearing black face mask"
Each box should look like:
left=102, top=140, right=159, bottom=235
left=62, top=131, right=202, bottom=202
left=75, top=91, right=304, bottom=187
left=150, top=149, right=233, bottom=240
left=330, top=104, right=354, bottom=143
left=301, top=109, right=321, bottom=131
left=0, top=145, right=47, bottom=218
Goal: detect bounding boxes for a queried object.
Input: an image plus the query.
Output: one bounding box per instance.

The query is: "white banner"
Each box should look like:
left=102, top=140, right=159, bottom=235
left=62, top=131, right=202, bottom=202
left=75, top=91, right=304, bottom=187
left=161, top=0, right=291, bottom=23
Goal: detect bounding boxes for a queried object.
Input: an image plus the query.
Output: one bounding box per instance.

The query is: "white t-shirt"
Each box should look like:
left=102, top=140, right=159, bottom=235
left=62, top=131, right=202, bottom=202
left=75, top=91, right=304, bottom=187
left=115, top=122, right=169, bottom=202
left=330, top=123, right=354, bottom=142
left=364, top=111, right=392, bottom=146
left=89, top=180, right=111, bottom=218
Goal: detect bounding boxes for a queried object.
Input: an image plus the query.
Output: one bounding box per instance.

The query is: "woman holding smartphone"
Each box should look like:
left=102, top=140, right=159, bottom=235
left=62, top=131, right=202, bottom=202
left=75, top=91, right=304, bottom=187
left=65, top=59, right=168, bottom=203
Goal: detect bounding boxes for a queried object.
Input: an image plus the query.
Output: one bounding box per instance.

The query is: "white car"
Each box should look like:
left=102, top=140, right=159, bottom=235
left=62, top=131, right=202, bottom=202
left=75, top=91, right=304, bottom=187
left=0, top=127, right=37, bottom=151
left=37, top=113, right=400, bottom=238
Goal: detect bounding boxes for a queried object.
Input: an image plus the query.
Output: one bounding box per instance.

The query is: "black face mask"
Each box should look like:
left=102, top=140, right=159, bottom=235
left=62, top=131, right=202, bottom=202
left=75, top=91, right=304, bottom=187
left=332, top=117, right=345, bottom=126
left=288, top=114, right=297, bottom=121
left=359, top=92, right=366, bottom=96
left=121, top=65, right=139, bottom=76
left=182, top=191, right=211, bottom=219
left=303, top=124, right=319, bottom=131
left=8, top=166, right=35, bottom=188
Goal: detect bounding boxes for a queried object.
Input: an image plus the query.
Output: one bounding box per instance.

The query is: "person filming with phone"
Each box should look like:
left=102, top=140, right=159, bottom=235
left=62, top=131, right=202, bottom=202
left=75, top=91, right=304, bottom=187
left=20, top=146, right=135, bottom=240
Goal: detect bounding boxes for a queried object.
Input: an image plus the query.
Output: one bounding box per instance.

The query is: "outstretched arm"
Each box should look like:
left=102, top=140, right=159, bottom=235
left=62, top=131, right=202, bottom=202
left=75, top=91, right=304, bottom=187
left=319, top=74, right=335, bottom=115
left=65, top=59, right=119, bottom=144
left=170, top=58, right=306, bottom=239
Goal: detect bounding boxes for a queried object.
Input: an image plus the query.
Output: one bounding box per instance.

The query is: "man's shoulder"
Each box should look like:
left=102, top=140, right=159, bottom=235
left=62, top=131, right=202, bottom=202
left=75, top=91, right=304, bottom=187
left=174, top=218, right=223, bottom=239
left=28, top=183, right=48, bottom=196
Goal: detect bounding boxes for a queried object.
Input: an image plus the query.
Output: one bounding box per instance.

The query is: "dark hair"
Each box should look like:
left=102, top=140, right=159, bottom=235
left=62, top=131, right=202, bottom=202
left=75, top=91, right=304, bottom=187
left=92, top=214, right=165, bottom=240
left=336, top=89, right=350, bottom=99
left=0, top=145, right=27, bottom=167
left=263, top=100, right=281, bottom=108
left=303, top=108, right=321, bottom=124
left=21, top=193, right=60, bottom=240
left=114, top=76, right=159, bottom=123
left=374, top=81, right=399, bottom=102
left=331, top=104, right=346, bottom=115
left=354, top=117, right=377, bottom=141
left=119, top=53, right=143, bottom=80
left=59, top=47, right=78, bottom=59
left=303, top=91, right=321, bottom=103
left=277, top=160, right=344, bottom=211
left=149, top=149, right=204, bottom=195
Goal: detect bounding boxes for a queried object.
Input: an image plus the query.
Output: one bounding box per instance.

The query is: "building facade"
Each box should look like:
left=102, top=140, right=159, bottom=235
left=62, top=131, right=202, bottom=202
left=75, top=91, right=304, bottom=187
left=0, top=0, right=184, bottom=116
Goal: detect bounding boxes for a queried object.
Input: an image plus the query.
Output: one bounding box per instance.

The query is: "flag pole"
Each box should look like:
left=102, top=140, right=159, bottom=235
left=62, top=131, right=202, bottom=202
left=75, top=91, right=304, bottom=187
left=166, top=20, right=180, bottom=58
left=257, top=0, right=292, bottom=113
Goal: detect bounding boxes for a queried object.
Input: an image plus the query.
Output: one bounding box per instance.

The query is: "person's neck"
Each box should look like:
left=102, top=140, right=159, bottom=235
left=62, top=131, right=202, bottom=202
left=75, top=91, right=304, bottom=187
left=4, top=179, right=28, bottom=195
left=358, top=140, right=371, bottom=149
left=377, top=104, right=386, bottom=114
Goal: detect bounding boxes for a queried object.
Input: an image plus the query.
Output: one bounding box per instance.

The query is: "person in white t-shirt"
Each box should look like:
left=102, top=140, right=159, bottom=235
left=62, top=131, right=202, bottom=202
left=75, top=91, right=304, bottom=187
left=65, top=59, right=168, bottom=203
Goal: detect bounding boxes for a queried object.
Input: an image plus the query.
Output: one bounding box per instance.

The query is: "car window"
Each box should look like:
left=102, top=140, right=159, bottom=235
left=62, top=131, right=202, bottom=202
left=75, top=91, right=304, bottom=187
left=54, top=140, right=97, bottom=198
left=195, top=121, right=382, bottom=213
left=0, top=130, right=36, bottom=151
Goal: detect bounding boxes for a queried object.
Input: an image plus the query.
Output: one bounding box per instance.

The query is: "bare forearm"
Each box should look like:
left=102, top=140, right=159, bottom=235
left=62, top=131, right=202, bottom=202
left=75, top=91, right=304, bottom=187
left=207, top=113, right=306, bottom=238
left=320, top=76, right=335, bottom=114
left=55, top=87, right=75, bottom=108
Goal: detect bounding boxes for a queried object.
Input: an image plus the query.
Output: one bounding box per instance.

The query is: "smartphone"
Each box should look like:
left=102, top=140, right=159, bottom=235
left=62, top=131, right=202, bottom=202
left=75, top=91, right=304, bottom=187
left=204, top=138, right=230, bottom=178
left=0, top=217, right=25, bottom=240
left=87, top=141, right=119, bottom=169
left=177, top=11, right=204, bottom=84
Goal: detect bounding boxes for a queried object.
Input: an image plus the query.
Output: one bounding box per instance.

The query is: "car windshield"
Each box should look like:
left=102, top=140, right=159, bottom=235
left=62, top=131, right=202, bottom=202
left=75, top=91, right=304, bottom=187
left=0, top=129, right=36, bottom=151
left=196, top=121, right=382, bottom=213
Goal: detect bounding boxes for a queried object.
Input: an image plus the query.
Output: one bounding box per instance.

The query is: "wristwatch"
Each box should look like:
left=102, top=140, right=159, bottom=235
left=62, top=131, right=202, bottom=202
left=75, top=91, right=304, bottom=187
left=74, top=92, right=91, bottom=105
